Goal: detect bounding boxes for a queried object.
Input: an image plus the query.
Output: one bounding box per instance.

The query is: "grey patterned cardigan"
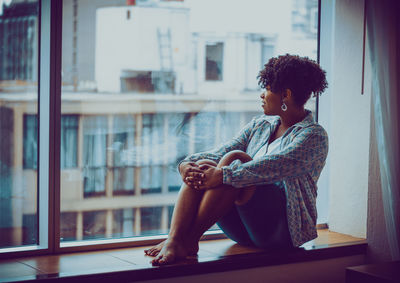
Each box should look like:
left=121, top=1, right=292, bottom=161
left=180, top=110, right=329, bottom=247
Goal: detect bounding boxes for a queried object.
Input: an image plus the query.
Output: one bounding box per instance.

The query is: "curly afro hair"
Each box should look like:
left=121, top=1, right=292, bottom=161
left=258, top=54, right=328, bottom=106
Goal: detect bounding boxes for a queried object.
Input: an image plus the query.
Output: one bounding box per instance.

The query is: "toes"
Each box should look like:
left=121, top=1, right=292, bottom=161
left=158, top=254, right=173, bottom=265
left=151, top=250, right=160, bottom=256
left=151, top=255, right=163, bottom=266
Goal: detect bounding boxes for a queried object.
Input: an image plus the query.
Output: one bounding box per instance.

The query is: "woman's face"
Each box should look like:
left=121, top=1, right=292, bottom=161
left=260, top=86, right=282, bottom=115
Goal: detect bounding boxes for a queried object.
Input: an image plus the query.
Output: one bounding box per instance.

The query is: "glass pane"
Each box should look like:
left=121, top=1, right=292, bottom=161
left=0, top=0, right=39, bottom=249
left=60, top=0, right=318, bottom=243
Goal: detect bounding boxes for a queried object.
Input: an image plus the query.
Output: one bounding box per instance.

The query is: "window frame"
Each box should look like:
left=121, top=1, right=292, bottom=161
left=0, top=0, right=323, bottom=259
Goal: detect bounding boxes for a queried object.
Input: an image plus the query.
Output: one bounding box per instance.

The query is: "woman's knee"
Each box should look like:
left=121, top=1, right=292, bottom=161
left=218, top=150, right=252, bottom=167
left=195, top=159, right=218, bottom=167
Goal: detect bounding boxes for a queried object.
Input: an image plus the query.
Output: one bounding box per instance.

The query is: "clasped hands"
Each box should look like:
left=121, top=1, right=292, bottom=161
left=179, top=161, right=223, bottom=190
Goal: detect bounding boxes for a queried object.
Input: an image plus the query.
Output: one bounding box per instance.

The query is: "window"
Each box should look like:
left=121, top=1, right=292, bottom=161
left=140, top=114, right=164, bottom=195
left=194, top=112, right=217, bottom=152
left=167, top=113, right=190, bottom=192
left=23, top=115, right=38, bottom=169
left=1, top=0, right=320, bottom=255
left=205, top=43, right=224, bottom=81
left=82, top=116, right=107, bottom=197
left=61, top=115, right=79, bottom=169
left=112, top=115, right=135, bottom=194
left=113, top=209, right=136, bottom=237
left=60, top=212, right=77, bottom=241
left=59, top=0, right=318, bottom=246
left=83, top=210, right=107, bottom=240
left=0, top=0, right=39, bottom=250
left=292, top=0, right=318, bottom=37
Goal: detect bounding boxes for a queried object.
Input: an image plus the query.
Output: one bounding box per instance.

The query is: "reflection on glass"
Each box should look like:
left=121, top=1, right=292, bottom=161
left=60, top=0, right=318, bottom=242
left=83, top=211, right=106, bottom=240
left=0, top=0, right=39, bottom=249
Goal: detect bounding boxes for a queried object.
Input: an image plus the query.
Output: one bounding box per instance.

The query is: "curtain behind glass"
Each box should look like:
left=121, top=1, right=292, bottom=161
left=83, top=116, right=107, bottom=195
left=141, top=114, right=164, bottom=193
left=367, top=0, right=400, bottom=260
left=61, top=115, right=78, bottom=169
left=113, top=115, right=135, bottom=192
left=23, top=115, right=38, bottom=169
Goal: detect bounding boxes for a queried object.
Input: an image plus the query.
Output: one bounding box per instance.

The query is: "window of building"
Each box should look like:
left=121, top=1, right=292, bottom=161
left=140, top=207, right=163, bottom=236
left=112, top=209, right=136, bottom=238
left=205, top=43, right=224, bottom=81
left=61, top=115, right=79, bottom=169
left=60, top=212, right=78, bottom=242
left=194, top=112, right=217, bottom=152
left=167, top=113, right=190, bottom=192
left=83, top=210, right=107, bottom=240
left=112, top=115, right=135, bottom=194
left=82, top=116, right=108, bottom=197
left=140, top=114, right=164, bottom=194
left=23, top=115, right=38, bottom=169
left=57, top=0, right=319, bottom=247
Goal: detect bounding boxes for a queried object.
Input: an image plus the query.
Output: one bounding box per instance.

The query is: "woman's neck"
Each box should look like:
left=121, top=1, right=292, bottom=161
left=279, top=108, right=307, bottom=129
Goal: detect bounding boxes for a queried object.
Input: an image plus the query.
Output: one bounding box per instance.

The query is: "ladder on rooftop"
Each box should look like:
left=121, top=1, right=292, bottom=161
left=157, top=28, right=173, bottom=71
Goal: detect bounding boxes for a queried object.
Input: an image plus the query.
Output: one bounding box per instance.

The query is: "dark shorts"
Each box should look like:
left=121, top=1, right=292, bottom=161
left=216, top=183, right=294, bottom=250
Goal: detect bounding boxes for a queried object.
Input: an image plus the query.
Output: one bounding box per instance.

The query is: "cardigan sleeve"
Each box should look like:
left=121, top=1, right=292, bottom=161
left=222, top=126, right=328, bottom=188
left=179, top=117, right=256, bottom=165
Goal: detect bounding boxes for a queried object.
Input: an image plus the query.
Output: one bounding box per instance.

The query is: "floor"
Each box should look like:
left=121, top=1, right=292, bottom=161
left=0, top=229, right=366, bottom=282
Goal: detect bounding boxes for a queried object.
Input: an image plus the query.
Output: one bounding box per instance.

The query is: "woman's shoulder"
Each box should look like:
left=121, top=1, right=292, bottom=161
left=292, top=111, right=328, bottom=137
left=288, top=120, right=328, bottom=148
left=249, top=114, right=279, bottom=127
left=305, top=123, right=328, bottom=136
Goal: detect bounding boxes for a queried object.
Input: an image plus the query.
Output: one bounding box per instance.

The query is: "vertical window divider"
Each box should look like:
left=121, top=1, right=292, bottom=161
left=316, top=0, right=321, bottom=123
left=39, top=0, right=62, bottom=254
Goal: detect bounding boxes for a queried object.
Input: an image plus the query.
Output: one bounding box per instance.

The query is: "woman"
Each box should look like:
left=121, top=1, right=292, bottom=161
left=144, top=54, right=329, bottom=265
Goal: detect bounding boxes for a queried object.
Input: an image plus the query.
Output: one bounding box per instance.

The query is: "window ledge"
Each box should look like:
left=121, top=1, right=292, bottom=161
left=0, top=231, right=367, bottom=283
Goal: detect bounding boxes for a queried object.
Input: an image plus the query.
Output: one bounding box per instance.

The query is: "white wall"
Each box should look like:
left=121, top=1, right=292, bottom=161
left=95, top=7, right=190, bottom=93
left=319, top=0, right=371, bottom=238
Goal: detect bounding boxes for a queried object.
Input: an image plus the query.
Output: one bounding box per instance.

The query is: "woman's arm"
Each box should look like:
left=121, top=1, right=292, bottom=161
left=222, top=127, right=329, bottom=188
left=190, top=150, right=253, bottom=190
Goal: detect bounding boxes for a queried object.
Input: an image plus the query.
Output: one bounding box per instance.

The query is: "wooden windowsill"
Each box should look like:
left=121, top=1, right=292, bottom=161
left=0, top=230, right=367, bottom=283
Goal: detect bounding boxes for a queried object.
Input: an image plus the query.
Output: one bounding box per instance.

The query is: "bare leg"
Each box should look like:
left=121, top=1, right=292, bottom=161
left=145, top=160, right=217, bottom=260
left=144, top=182, right=204, bottom=257
left=187, top=151, right=256, bottom=245
left=150, top=151, right=255, bottom=265
left=219, top=150, right=256, bottom=205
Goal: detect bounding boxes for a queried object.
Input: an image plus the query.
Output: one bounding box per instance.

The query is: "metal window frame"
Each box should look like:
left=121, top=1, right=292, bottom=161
left=316, top=0, right=321, bottom=123
left=0, top=0, right=62, bottom=259
left=42, top=0, right=62, bottom=254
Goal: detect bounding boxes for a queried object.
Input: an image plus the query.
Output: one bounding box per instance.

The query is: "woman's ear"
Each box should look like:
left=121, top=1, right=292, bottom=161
left=282, top=89, right=292, bottom=101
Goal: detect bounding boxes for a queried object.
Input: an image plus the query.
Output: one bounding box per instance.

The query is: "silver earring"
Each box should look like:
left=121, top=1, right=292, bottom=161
left=281, top=103, right=287, bottom=111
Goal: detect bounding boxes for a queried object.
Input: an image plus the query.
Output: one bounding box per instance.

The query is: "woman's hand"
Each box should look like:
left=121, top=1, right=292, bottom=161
left=179, top=162, right=205, bottom=188
left=194, top=164, right=223, bottom=190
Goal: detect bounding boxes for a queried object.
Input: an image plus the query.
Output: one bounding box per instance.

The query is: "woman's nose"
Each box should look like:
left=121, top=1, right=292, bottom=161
left=260, top=92, right=265, bottom=99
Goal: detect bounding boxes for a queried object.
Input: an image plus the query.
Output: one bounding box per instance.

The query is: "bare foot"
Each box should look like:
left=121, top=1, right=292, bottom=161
left=144, top=239, right=199, bottom=258
left=144, top=240, right=165, bottom=257
left=151, top=238, right=195, bottom=266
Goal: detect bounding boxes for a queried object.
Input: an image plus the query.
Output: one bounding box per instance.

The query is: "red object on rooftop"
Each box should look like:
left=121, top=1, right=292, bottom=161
left=126, top=0, right=136, bottom=5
